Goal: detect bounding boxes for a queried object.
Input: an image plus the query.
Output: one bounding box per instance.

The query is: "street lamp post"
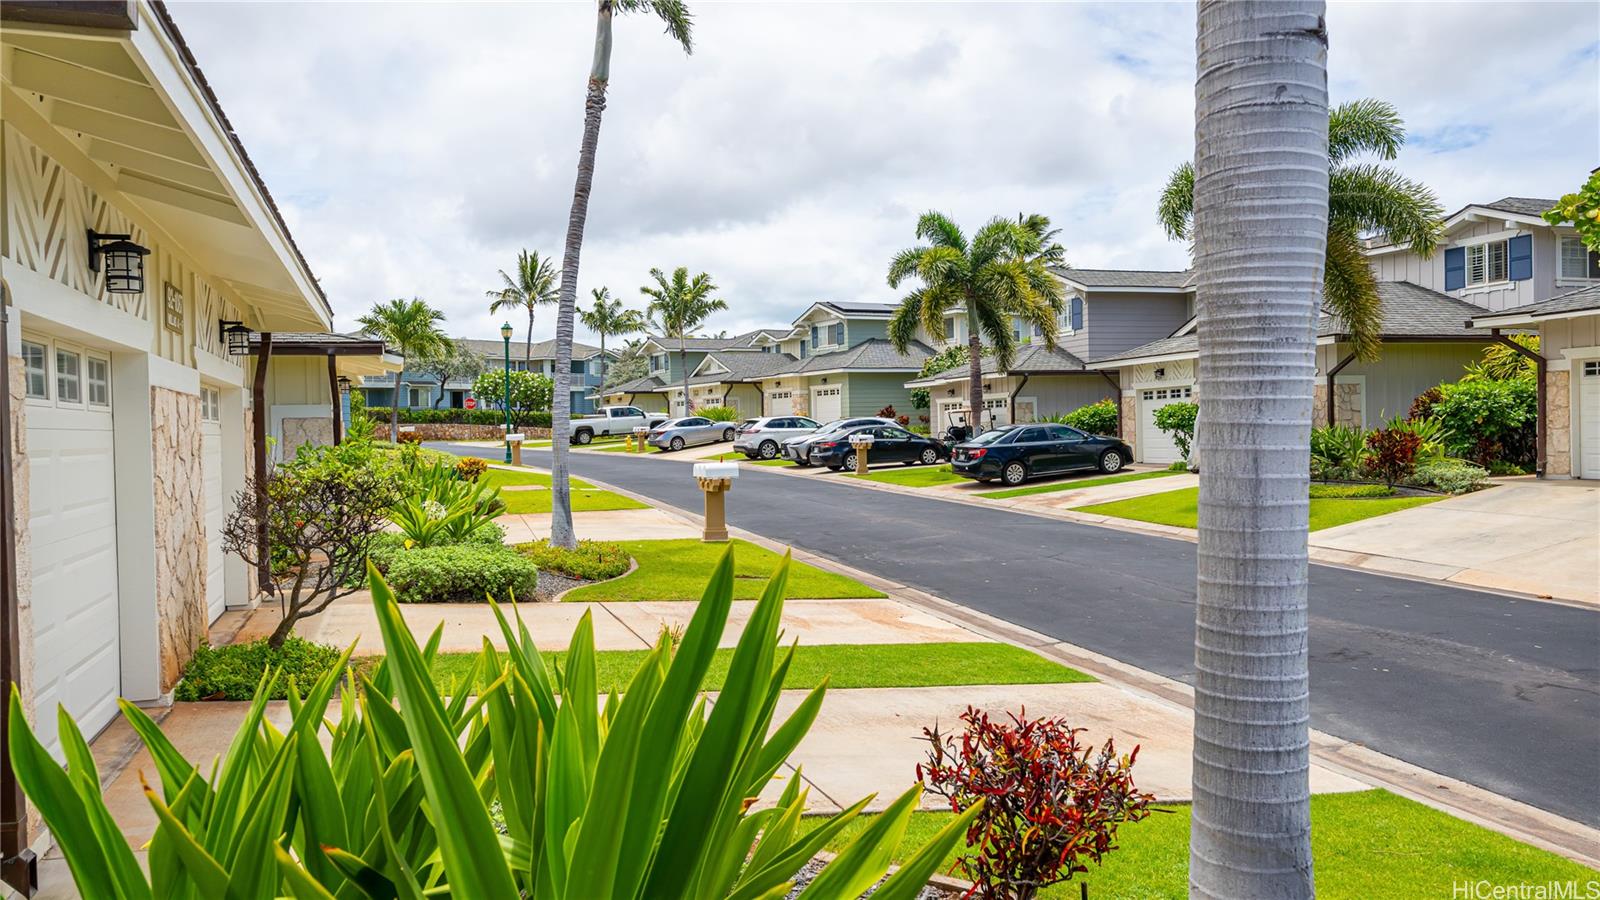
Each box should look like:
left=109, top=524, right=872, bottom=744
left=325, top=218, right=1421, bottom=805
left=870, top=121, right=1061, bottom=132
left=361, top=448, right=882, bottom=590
left=501, top=322, right=513, bottom=463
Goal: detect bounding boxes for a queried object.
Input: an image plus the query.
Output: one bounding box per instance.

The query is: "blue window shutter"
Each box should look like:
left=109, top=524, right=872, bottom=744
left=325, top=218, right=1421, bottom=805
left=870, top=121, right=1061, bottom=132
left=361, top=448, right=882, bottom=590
left=1508, top=234, right=1533, bottom=281
left=1070, top=297, right=1084, bottom=331
left=1443, top=247, right=1466, bottom=291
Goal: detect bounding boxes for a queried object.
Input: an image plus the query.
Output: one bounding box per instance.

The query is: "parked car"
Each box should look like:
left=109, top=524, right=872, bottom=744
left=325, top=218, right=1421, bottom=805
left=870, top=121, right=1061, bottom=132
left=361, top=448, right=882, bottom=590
left=950, top=423, right=1131, bottom=486
left=570, top=405, right=670, bottom=444
left=645, top=416, right=738, bottom=451
left=808, top=424, right=948, bottom=471
left=780, top=416, right=896, bottom=466
left=734, top=416, right=822, bottom=459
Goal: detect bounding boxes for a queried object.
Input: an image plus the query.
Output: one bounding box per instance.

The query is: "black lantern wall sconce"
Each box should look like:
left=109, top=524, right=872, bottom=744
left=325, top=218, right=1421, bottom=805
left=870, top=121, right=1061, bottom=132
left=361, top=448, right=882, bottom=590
left=337, top=376, right=352, bottom=396
left=86, top=230, right=150, bottom=294
left=219, top=321, right=253, bottom=356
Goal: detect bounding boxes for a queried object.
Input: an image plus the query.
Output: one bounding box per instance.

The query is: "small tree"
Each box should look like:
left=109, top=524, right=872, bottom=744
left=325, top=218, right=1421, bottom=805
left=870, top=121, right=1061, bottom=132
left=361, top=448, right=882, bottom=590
left=221, top=445, right=397, bottom=649
left=1153, top=401, right=1198, bottom=461
left=1542, top=170, right=1600, bottom=251
left=413, top=339, right=485, bottom=407
left=472, top=369, right=554, bottom=430
left=919, top=707, right=1154, bottom=900
left=908, top=344, right=972, bottom=411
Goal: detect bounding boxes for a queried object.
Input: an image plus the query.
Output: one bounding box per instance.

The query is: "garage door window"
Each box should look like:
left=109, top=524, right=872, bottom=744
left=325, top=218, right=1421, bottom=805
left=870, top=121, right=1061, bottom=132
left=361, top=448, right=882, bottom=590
left=86, top=357, right=111, bottom=407
left=1141, top=386, right=1193, bottom=402
left=55, top=349, right=82, bottom=404
left=201, top=386, right=220, bottom=421
left=21, top=340, right=47, bottom=399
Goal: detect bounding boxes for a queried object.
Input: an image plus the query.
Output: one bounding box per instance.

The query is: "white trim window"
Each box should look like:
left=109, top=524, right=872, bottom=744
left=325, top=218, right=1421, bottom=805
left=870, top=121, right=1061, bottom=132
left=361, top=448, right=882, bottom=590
left=201, top=386, right=221, bottom=421
left=21, top=340, right=47, bottom=399
left=1558, top=235, right=1600, bottom=281
left=87, top=356, right=111, bottom=407
left=1465, top=240, right=1508, bottom=287
left=55, top=348, right=82, bottom=405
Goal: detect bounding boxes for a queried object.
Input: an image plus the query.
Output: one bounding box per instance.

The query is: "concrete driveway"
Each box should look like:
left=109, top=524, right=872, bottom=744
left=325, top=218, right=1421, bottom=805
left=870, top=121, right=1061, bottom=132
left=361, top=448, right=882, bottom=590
left=1311, top=479, right=1599, bottom=606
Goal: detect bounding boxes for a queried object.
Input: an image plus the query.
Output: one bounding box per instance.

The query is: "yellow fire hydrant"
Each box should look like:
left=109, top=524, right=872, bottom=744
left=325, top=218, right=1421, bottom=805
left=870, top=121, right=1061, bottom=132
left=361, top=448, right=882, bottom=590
left=693, top=462, right=739, bottom=542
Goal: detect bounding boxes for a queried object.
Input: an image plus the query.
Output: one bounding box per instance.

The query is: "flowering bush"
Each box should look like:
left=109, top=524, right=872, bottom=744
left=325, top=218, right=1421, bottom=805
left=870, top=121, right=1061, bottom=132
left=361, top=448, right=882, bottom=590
left=919, top=707, right=1154, bottom=899
left=1363, top=425, right=1423, bottom=484
left=455, top=456, right=489, bottom=481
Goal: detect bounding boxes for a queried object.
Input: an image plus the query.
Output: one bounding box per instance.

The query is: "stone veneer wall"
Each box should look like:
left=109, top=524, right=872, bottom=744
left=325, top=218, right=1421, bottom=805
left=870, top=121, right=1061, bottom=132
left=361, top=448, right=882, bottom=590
left=1311, top=383, right=1363, bottom=428
left=1545, top=370, right=1570, bottom=476
left=7, top=355, right=34, bottom=722
left=151, top=387, right=208, bottom=691
left=1311, top=384, right=1327, bottom=426
left=1119, top=392, right=1137, bottom=454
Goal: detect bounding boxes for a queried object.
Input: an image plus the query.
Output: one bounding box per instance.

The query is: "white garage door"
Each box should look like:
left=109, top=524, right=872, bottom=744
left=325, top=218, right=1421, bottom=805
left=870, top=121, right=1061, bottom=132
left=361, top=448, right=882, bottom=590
left=24, top=340, right=121, bottom=752
left=767, top=390, right=793, bottom=416
left=1138, top=385, right=1193, bottom=465
left=1582, top=361, right=1600, bottom=480
left=811, top=386, right=842, bottom=421
left=201, top=387, right=226, bottom=623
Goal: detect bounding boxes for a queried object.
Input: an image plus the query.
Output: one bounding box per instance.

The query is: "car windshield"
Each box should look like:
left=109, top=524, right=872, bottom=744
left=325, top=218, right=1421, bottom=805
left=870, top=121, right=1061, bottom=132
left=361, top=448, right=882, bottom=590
left=966, top=429, right=1013, bottom=445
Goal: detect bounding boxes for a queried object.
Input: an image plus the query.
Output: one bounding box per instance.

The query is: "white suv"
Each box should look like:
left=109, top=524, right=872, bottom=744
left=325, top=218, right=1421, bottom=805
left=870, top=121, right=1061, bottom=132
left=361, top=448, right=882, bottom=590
left=733, top=416, right=822, bottom=460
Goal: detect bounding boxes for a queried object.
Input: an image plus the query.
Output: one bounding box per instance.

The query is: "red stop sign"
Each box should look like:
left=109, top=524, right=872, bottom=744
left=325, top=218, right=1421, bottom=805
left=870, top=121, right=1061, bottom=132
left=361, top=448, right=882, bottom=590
left=465, top=397, right=477, bottom=410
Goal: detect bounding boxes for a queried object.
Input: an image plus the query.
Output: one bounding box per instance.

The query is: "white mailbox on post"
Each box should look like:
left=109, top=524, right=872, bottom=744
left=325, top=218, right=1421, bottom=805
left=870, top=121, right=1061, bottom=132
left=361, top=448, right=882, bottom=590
left=692, top=462, right=739, bottom=542
left=633, top=425, right=650, bottom=453
left=847, top=432, right=875, bottom=474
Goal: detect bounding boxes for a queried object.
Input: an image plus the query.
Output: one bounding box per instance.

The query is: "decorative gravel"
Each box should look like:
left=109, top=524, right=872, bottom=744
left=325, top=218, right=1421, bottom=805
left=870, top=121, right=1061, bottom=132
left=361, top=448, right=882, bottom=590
left=533, top=569, right=592, bottom=601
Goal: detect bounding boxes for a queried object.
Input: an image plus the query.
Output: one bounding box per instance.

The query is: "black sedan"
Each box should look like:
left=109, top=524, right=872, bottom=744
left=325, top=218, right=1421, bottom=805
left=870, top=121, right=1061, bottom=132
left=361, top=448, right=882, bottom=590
left=950, top=423, right=1132, bottom=486
left=808, top=424, right=948, bottom=471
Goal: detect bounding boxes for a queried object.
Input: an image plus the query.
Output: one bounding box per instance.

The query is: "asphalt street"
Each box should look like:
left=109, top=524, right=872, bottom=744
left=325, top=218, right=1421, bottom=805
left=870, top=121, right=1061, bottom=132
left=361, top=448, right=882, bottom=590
left=447, top=443, right=1600, bottom=826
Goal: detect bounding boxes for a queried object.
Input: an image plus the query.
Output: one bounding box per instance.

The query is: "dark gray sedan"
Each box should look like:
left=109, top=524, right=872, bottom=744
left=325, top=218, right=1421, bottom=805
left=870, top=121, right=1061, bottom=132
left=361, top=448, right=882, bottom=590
left=645, top=416, right=737, bottom=451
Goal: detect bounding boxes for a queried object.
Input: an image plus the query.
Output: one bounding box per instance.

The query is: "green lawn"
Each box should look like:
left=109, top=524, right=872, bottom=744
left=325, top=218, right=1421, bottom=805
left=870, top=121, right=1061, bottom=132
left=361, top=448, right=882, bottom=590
left=1073, top=486, right=1439, bottom=532
left=981, top=469, right=1184, bottom=500
left=802, top=790, right=1597, bottom=899
left=479, top=468, right=647, bottom=514
left=422, top=642, right=1092, bottom=694
left=845, top=465, right=965, bottom=488
left=560, top=539, right=886, bottom=601
left=753, top=458, right=801, bottom=467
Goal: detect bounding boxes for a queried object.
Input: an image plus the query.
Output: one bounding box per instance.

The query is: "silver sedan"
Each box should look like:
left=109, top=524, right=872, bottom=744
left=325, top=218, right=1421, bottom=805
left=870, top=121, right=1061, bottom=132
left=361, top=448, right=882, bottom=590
left=646, top=416, right=737, bottom=451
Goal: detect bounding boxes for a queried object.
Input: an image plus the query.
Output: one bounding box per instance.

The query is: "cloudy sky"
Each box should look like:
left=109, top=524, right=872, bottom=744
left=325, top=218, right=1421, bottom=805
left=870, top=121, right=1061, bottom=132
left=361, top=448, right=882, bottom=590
left=168, top=1, right=1600, bottom=344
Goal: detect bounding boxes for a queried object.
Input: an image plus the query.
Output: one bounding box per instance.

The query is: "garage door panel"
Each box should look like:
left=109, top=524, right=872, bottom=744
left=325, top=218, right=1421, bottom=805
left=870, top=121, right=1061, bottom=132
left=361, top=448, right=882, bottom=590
left=1582, top=363, right=1600, bottom=480
left=1138, top=386, right=1192, bottom=465
left=812, top=387, right=842, bottom=421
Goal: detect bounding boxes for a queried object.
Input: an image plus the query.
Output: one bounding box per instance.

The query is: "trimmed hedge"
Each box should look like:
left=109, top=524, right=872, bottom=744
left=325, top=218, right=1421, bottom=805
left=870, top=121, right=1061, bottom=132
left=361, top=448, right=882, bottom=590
left=367, top=406, right=553, bottom=428
left=175, top=637, right=343, bottom=701
left=517, top=539, right=631, bottom=582
left=365, top=523, right=507, bottom=581
left=385, top=544, right=538, bottom=603
left=1309, top=483, right=1395, bottom=499
left=1408, top=459, right=1490, bottom=495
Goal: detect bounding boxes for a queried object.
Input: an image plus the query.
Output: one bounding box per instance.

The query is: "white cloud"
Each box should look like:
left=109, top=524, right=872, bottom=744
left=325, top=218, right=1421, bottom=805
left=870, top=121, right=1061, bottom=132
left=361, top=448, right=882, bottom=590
left=167, top=0, right=1600, bottom=343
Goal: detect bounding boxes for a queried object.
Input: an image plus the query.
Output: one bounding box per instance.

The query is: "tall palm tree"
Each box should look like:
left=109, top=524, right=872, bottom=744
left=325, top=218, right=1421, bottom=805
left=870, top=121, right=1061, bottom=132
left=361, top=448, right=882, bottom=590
left=579, top=286, right=646, bottom=387
left=356, top=297, right=450, bottom=442
left=1187, top=2, right=1327, bottom=896
left=1158, top=96, right=1441, bottom=361
left=885, top=212, right=1066, bottom=431
left=547, top=0, right=695, bottom=551
left=486, top=249, right=560, bottom=364
left=640, top=266, right=724, bottom=416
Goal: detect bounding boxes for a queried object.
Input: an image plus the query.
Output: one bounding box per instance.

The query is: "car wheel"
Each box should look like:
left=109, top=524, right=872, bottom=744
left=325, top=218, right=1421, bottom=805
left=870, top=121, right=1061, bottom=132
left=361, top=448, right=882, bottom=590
left=1002, top=461, right=1028, bottom=486
left=759, top=440, right=779, bottom=459
left=574, top=429, right=593, bottom=445
left=919, top=447, right=939, bottom=465
left=669, top=436, right=685, bottom=452
left=842, top=451, right=858, bottom=471
left=1099, top=449, right=1124, bottom=473
left=722, top=427, right=736, bottom=442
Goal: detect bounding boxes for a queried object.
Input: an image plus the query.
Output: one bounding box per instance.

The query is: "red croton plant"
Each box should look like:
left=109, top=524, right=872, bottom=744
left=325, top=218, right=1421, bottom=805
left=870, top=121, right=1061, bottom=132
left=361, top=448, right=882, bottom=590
left=918, top=707, right=1156, bottom=899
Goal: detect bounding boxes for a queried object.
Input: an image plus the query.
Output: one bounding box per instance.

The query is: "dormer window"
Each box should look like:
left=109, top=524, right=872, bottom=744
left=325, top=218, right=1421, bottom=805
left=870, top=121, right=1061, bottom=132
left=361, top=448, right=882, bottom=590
left=1466, top=240, right=1508, bottom=287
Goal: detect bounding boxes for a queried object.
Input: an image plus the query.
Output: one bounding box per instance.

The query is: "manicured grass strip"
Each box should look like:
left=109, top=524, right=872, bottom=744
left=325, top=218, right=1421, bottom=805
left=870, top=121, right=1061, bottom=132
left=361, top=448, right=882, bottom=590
left=424, top=642, right=1091, bottom=694
left=980, top=469, right=1182, bottom=500
left=753, top=458, right=801, bottom=467
left=1073, top=486, right=1439, bottom=532
left=561, top=539, right=886, bottom=601
left=481, top=468, right=593, bottom=489
left=800, top=790, right=1597, bottom=899
left=844, top=464, right=964, bottom=487
left=479, top=467, right=646, bottom=513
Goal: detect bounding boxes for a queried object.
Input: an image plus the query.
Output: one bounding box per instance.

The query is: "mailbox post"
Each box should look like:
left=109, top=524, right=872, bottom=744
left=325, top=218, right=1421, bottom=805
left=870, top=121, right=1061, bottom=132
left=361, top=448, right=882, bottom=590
left=633, top=426, right=650, bottom=453
left=505, top=433, right=525, bottom=466
left=848, top=431, right=875, bottom=475
left=692, top=462, right=738, bottom=542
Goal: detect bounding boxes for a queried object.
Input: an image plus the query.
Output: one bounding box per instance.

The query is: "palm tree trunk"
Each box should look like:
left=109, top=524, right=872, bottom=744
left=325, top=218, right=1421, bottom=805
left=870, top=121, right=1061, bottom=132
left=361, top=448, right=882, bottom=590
left=679, top=338, right=690, bottom=415
left=526, top=309, right=535, bottom=370
left=1188, top=2, right=1327, bottom=897
left=965, top=301, right=983, bottom=431
left=390, top=368, right=402, bottom=442
left=548, top=5, right=614, bottom=551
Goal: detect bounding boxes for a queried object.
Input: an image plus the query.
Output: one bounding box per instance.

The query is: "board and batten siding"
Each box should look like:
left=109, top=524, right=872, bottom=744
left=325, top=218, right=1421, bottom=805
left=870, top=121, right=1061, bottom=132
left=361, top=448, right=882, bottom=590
left=844, top=318, right=890, bottom=344
left=1372, top=223, right=1565, bottom=313
left=1316, top=341, right=1485, bottom=427
left=1541, top=315, right=1600, bottom=360
left=1022, top=374, right=1118, bottom=417
left=840, top=372, right=918, bottom=417
left=1082, top=292, right=1194, bottom=360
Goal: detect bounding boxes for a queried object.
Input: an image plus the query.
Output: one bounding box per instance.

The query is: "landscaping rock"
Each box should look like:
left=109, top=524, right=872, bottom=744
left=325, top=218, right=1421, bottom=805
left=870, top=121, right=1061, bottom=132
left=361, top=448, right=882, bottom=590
left=534, top=570, right=592, bottom=602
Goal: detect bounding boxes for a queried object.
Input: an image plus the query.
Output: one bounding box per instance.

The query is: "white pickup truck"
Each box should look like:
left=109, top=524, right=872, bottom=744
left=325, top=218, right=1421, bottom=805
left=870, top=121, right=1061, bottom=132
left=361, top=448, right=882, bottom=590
left=569, top=405, right=671, bottom=444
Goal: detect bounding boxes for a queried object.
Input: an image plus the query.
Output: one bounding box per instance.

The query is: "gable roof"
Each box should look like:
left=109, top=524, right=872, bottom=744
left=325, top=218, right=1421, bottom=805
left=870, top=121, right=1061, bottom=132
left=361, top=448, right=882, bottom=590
left=457, top=337, right=605, bottom=360
left=1472, top=282, right=1600, bottom=327
left=688, top=350, right=802, bottom=385
left=641, top=329, right=785, bottom=353
left=1089, top=281, right=1491, bottom=367
left=600, top=375, right=668, bottom=395
left=795, top=338, right=932, bottom=373
left=1476, top=197, right=1557, bottom=218
left=905, top=343, right=1094, bottom=387
left=1053, top=267, right=1194, bottom=291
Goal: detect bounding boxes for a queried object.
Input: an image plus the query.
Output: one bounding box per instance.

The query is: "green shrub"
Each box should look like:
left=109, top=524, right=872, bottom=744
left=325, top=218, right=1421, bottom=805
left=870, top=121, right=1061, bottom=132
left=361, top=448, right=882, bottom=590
left=1153, top=401, right=1198, bottom=461
left=367, top=405, right=554, bottom=429
left=1167, top=460, right=1191, bottom=472
left=455, top=457, right=489, bottom=480
left=1309, top=483, right=1395, bottom=499
left=1310, top=424, right=1369, bottom=479
left=1362, top=425, right=1423, bottom=484
left=1051, top=398, right=1119, bottom=436
left=1429, top=378, right=1536, bottom=467
left=1408, top=459, right=1490, bottom=494
left=517, top=539, right=631, bottom=581
left=174, top=637, right=343, bottom=701
left=385, top=544, right=537, bottom=603
left=696, top=405, right=739, bottom=422
left=359, top=523, right=506, bottom=586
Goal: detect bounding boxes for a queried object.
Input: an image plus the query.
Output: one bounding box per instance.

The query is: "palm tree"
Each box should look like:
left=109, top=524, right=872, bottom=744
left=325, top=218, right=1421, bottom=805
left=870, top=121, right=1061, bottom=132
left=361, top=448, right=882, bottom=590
left=579, top=286, right=646, bottom=387
left=546, top=0, right=695, bottom=551
left=885, top=212, right=1066, bottom=431
left=486, top=249, right=560, bottom=364
left=1186, top=2, right=1327, bottom=896
left=640, top=266, right=724, bottom=416
left=1158, top=96, right=1441, bottom=361
left=356, top=298, right=450, bottom=442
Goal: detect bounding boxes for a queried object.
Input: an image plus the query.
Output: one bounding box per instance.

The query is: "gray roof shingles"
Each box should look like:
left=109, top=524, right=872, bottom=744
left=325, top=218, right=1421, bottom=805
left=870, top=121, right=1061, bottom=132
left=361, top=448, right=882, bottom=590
left=1053, top=267, right=1194, bottom=289
left=1476, top=282, right=1600, bottom=321
left=909, top=343, right=1093, bottom=384
left=1479, top=197, right=1557, bottom=217
left=797, top=338, right=932, bottom=372
left=458, top=337, right=603, bottom=360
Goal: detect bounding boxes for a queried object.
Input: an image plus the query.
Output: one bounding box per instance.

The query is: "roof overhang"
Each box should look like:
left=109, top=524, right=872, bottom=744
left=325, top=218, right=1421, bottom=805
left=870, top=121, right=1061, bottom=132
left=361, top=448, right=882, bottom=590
left=0, top=1, right=331, bottom=330
left=1470, top=308, right=1600, bottom=328
left=1087, top=350, right=1197, bottom=370
left=1056, top=279, right=1192, bottom=295
left=1442, top=206, right=1550, bottom=233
